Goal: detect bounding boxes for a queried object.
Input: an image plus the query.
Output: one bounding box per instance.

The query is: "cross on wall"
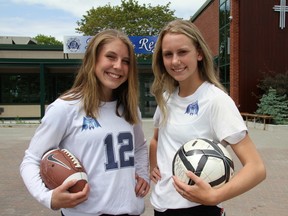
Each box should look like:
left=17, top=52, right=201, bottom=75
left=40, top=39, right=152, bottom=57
left=273, top=0, right=288, bottom=29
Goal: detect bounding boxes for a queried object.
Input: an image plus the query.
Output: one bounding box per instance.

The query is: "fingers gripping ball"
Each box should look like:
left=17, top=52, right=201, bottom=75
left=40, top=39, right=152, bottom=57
left=172, top=138, right=234, bottom=188
left=40, top=149, right=88, bottom=193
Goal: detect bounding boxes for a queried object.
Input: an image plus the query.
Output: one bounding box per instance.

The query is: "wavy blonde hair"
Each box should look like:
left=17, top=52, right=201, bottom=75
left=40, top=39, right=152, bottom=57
left=151, top=19, right=225, bottom=123
left=61, top=29, right=139, bottom=124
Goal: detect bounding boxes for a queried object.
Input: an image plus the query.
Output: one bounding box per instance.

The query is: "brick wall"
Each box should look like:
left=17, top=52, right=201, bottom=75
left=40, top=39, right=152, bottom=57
left=193, top=0, right=219, bottom=57
left=230, top=0, right=240, bottom=106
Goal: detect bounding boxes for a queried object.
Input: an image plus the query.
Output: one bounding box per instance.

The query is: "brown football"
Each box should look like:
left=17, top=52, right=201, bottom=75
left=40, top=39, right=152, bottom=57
left=40, top=149, right=88, bottom=193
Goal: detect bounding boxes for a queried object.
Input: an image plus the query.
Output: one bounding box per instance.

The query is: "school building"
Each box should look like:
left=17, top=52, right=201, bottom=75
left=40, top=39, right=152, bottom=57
left=1, top=0, right=287, bottom=119
left=0, top=37, right=156, bottom=119
left=192, top=0, right=287, bottom=113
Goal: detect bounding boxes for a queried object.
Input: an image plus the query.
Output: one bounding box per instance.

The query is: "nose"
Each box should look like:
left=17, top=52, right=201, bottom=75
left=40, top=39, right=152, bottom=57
left=172, top=55, right=181, bottom=65
left=113, top=59, right=122, bottom=69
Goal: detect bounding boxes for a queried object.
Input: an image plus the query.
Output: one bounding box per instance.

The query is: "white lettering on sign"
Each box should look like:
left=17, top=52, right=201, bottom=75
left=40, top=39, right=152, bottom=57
left=138, top=38, right=155, bottom=52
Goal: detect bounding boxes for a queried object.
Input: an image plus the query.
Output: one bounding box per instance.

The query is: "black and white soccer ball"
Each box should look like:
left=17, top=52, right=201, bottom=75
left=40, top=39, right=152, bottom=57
left=172, top=138, right=234, bottom=188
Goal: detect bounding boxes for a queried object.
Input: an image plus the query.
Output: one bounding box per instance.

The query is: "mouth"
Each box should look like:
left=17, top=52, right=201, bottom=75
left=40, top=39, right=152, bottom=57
left=172, top=67, right=186, bottom=73
left=106, top=71, right=121, bottom=79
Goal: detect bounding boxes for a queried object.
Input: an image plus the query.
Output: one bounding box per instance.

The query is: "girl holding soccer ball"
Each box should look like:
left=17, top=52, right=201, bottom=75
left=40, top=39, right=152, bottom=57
left=149, top=19, right=266, bottom=216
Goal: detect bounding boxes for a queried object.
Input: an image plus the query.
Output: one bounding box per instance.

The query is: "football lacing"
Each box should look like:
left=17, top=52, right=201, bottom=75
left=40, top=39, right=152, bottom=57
left=62, top=149, right=82, bottom=168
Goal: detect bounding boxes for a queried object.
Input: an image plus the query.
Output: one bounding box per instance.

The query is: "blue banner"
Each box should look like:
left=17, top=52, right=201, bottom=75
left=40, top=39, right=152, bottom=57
left=129, top=36, right=157, bottom=54
left=64, top=36, right=158, bottom=54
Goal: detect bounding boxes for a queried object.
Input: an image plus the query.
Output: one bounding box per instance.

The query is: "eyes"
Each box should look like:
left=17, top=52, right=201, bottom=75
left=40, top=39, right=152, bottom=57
left=163, top=49, right=190, bottom=58
left=106, top=52, right=130, bottom=65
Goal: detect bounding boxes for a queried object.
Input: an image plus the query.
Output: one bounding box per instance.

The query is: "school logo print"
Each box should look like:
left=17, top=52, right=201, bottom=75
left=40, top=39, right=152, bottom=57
left=66, top=37, right=81, bottom=52
left=82, top=116, right=101, bottom=131
left=185, top=100, right=199, bottom=115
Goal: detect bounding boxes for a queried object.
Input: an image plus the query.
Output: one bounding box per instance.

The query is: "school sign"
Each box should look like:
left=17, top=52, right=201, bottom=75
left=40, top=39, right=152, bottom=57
left=63, top=36, right=157, bottom=54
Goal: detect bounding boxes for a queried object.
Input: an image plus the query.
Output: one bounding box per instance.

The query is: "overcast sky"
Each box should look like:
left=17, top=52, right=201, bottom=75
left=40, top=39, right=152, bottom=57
left=0, top=0, right=206, bottom=41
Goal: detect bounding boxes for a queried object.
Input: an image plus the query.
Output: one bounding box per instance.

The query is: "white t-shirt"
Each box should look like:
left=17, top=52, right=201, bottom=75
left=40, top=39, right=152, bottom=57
left=150, top=82, right=247, bottom=211
left=20, top=98, right=149, bottom=216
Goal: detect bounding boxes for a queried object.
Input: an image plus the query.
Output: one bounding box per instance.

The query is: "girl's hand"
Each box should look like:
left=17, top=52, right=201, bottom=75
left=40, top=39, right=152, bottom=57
left=172, top=171, right=219, bottom=206
left=135, top=174, right=150, bottom=197
left=150, top=166, right=161, bottom=183
left=51, top=179, right=90, bottom=210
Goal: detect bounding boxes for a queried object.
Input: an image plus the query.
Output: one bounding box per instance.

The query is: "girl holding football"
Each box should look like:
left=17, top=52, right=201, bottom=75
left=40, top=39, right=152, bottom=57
left=20, top=29, right=150, bottom=216
left=149, top=19, right=266, bottom=216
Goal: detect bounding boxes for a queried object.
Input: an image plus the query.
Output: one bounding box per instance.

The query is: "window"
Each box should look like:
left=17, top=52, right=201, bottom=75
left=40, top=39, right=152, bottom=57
left=0, top=71, right=75, bottom=104
left=218, top=0, right=231, bottom=91
left=46, top=73, right=75, bottom=103
left=0, top=73, right=40, bottom=104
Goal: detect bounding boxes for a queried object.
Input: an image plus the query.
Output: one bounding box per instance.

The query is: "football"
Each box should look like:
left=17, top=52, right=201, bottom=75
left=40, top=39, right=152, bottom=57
left=40, top=148, right=88, bottom=193
left=172, top=138, right=234, bottom=188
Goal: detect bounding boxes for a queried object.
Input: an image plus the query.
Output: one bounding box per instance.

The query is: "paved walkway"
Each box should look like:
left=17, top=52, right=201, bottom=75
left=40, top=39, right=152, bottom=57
left=0, top=120, right=287, bottom=216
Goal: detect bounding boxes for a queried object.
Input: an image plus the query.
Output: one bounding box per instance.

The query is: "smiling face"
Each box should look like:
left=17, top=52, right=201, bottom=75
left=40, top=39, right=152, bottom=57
left=95, top=38, right=130, bottom=101
left=162, top=33, right=203, bottom=91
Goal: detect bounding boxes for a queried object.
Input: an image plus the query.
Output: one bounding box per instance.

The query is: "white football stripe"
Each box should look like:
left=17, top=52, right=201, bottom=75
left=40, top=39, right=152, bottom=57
left=63, top=172, right=88, bottom=184
left=42, top=149, right=57, bottom=159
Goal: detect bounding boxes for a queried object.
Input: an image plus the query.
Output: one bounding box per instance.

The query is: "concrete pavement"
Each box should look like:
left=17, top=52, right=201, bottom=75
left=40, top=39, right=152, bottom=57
left=0, top=120, right=287, bottom=216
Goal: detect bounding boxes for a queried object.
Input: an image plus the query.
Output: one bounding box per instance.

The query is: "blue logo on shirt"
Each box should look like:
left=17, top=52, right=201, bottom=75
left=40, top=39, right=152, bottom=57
left=82, top=116, right=101, bottom=131
left=185, top=101, right=199, bottom=115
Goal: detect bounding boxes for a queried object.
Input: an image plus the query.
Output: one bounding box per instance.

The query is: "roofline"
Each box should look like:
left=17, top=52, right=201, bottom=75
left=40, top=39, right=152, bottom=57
left=191, top=0, right=214, bottom=21
left=0, top=44, right=63, bottom=51
left=0, top=58, right=151, bottom=65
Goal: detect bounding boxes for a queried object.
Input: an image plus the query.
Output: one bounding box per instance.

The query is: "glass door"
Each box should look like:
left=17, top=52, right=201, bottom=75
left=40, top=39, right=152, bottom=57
left=139, top=73, right=157, bottom=118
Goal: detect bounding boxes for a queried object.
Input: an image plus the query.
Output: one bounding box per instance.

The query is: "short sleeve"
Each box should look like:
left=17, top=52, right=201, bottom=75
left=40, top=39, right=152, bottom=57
left=210, top=93, right=247, bottom=143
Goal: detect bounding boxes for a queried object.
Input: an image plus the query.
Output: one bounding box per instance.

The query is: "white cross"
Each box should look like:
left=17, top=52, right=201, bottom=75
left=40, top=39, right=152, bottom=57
left=273, top=0, right=288, bottom=29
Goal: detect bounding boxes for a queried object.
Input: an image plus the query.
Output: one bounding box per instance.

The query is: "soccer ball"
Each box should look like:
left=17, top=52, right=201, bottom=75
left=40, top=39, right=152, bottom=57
left=172, top=138, right=234, bottom=188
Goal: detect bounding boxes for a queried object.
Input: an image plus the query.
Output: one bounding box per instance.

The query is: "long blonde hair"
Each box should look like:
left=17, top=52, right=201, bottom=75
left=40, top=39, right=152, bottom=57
left=61, top=29, right=139, bottom=124
left=151, top=19, right=225, bottom=123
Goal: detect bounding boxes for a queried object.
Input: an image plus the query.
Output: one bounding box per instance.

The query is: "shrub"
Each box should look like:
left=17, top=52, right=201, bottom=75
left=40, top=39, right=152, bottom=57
left=256, top=88, right=288, bottom=125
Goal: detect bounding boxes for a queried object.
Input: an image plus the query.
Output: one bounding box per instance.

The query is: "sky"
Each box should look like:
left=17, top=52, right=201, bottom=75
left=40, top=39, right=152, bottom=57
left=0, top=0, right=207, bottom=42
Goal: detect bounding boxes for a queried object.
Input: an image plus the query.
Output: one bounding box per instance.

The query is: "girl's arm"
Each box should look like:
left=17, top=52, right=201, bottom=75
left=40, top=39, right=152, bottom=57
left=149, top=128, right=161, bottom=183
left=173, top=134, right=266, bottom=205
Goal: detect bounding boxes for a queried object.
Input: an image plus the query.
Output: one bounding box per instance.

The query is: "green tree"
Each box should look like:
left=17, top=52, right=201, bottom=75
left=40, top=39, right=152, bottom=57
left=256, top=87, right=288, bottom=125
left=33, top=34, right=63, bottom=45
left=76, top=0, right=177, bottom=36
